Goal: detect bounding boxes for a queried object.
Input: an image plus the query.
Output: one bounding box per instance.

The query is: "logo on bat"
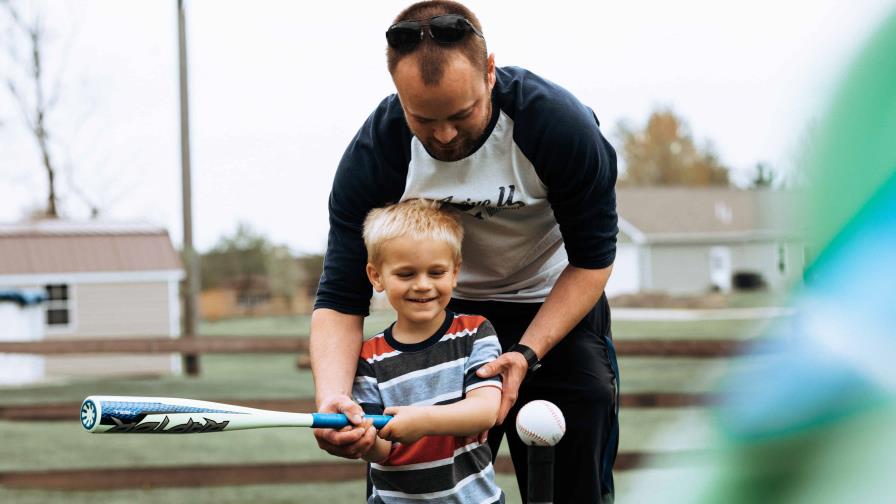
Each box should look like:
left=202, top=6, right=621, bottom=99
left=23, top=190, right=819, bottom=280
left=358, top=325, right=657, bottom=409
left=80, top=400, right=98, bottom=430
left=106, top=415, right=230, bottom=433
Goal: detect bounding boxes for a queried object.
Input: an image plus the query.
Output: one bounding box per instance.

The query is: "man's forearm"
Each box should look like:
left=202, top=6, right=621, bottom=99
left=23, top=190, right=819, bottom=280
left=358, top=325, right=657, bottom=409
left=309, top=308, right=364, bottom=407
left=519, top=264, right=612, bottom=359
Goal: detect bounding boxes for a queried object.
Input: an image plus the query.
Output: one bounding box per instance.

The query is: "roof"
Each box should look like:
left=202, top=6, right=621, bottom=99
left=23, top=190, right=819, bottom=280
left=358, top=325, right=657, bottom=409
left=0, top=220, right=183, bottom=276
left=617, top=187, right=801, bottom=244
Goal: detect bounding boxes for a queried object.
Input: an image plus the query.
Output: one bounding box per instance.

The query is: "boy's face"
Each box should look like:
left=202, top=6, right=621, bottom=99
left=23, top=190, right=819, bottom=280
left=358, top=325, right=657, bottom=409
left=367, top=236, right=459, bottom=326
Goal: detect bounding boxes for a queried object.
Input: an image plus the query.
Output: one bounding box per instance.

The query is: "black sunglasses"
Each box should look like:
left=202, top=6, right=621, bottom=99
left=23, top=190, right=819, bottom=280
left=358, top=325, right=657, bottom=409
left=386, top=14, right=484, bottom=50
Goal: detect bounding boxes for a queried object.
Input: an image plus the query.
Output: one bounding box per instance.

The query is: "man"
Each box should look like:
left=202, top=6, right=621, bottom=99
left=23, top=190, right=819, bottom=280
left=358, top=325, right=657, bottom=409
left=311, top=1, right=619, bottom=502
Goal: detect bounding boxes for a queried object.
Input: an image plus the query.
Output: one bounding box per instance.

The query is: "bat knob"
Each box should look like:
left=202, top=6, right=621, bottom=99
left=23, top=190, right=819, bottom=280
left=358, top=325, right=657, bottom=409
left=80, top=397, right=102, bottom=432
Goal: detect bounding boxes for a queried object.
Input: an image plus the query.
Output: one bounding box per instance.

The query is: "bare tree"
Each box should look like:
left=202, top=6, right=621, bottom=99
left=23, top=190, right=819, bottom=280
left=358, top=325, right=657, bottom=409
left=1, top=0, right=99, bottom=219
left=2, top=0, right=61, bottom=217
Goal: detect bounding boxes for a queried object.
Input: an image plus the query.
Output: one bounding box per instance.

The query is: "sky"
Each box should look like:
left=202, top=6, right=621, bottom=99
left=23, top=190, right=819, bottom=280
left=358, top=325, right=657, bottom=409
left=1, top=0, right=893, bottom=254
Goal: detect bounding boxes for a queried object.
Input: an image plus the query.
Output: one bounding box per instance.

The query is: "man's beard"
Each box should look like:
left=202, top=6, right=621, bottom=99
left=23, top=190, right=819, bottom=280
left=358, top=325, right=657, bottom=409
left=425, top=135, right=478, bottom=162
left=424, top=101, right=492, bottom=162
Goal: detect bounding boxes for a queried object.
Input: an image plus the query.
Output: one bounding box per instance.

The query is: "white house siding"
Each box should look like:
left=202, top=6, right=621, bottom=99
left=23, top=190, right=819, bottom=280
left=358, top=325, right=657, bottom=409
left=71, top=282, right=170, bottom=336
left=605, top=243, right=640, bottom=297
left=43, top=281, right=179, bottom=378
left=647, top=244, right=715, bottom=294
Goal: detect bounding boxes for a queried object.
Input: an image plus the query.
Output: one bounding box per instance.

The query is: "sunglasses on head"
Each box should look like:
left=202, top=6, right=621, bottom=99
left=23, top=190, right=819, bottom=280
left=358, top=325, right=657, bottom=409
left=386, top=14, right=484, bottom=51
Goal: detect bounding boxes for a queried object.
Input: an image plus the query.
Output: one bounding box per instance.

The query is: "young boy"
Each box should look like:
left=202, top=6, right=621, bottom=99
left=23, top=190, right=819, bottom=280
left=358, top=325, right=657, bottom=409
left=352, top=199, right=504, bottom=503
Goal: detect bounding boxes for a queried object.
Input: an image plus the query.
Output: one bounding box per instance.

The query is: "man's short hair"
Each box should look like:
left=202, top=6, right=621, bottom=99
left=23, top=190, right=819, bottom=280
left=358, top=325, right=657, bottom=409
left=363, top=199, right=464, bottom=266
left=386, top=0, right=487, bottom=85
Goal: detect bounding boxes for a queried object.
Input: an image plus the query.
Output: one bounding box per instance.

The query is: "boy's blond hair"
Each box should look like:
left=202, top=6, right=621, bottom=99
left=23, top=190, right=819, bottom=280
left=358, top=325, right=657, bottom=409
left=363, top=199, right=463, bottom=265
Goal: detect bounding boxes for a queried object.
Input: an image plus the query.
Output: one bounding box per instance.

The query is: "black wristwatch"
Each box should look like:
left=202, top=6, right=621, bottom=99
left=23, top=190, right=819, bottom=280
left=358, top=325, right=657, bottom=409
left=507, top=343, right=541, bottom=373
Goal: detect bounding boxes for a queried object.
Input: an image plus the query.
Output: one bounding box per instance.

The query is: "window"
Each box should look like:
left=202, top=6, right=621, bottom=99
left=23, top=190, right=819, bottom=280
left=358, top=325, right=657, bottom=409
left=777, top=244, right=787, bottom=274
left=237, top=292, right=270, bottom=308
left=45, top=284, right=71, bottom=326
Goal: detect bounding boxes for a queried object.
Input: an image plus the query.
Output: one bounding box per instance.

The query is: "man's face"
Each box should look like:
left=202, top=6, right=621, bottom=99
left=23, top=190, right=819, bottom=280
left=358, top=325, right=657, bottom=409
left=392, top=52, right=496, bottom=162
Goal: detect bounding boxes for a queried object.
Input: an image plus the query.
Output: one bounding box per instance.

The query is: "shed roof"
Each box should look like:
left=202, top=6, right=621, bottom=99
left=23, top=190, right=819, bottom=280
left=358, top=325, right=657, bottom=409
left=0, top=220, right=183, bottom=276
left=617, top=187, right=800, bottom=243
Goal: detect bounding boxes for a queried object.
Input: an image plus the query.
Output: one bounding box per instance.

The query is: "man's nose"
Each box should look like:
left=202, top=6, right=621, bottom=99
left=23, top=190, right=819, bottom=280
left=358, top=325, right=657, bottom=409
left=432, top=124, right=458, bottom=145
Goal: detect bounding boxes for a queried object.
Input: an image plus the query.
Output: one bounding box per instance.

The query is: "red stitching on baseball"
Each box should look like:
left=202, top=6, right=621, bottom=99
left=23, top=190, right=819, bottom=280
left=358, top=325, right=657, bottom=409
left=547, top=404, right=565, bottom=431
left=518, top=426, right=549, bottom=445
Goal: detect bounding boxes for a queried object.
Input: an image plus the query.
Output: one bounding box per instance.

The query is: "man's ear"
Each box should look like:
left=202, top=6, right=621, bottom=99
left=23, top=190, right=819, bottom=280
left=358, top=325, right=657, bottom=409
left=486, top=53, right=496, bottom=91
left=366, top=263, right=385, bottom=292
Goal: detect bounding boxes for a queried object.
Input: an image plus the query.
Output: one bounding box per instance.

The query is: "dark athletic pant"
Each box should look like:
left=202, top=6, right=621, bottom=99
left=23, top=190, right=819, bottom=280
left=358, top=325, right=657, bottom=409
left=449, top=296, right=620, bottom=504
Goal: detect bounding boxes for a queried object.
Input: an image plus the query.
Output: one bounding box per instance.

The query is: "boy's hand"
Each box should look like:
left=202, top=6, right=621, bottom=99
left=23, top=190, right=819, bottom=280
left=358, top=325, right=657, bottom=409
left=378, top=406, right=429, bottom=444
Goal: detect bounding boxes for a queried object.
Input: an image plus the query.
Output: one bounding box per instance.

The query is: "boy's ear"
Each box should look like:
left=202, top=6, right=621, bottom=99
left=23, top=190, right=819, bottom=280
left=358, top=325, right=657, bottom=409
left=452, top=260, right=462, bottom=288
left=366, top=263, right=385, bottom=292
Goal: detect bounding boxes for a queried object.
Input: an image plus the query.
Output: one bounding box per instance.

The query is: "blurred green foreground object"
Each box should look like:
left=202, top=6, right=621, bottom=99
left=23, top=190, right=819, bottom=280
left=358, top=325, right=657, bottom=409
left=694, top=11, right=896, bottom=504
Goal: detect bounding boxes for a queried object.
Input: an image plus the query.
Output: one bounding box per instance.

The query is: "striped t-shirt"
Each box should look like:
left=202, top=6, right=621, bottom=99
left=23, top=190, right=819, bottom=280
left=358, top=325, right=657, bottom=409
left=353, top=311, right=504, bottom=504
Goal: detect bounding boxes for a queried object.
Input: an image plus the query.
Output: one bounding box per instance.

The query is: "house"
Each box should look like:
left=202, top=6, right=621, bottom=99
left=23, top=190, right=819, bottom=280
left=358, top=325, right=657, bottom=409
left=199, top=274, right=314, bottom=321
left=605, top=187, right=805, bottom=297
left=0, top=290, right=46, bottom=385
left=0, top=220, right=184, bottom=380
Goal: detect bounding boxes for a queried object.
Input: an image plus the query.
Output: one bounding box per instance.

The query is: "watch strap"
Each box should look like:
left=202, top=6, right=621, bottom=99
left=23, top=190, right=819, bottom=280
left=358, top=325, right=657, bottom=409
left=507, top=343, right=541, bottom=372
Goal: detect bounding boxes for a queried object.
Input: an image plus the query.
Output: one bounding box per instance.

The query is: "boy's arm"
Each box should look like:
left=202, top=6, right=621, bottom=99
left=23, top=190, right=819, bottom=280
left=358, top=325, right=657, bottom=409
left=361, top=430, right=392, bottom=463
left=378, top=386, right=501, bottom=444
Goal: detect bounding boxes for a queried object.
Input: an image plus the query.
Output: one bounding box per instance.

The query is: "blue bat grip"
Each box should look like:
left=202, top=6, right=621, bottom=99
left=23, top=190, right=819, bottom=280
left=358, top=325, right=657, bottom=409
left=310, top=413, right=392, bottom=429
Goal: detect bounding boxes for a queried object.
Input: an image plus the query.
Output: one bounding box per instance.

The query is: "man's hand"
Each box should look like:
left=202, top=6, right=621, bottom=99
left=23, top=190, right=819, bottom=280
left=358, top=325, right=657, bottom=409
left=313, top=394, right=377, bottom=459
left=378, top=406, right=429, bottom=445
left=476, top=351, right=529, bottom=424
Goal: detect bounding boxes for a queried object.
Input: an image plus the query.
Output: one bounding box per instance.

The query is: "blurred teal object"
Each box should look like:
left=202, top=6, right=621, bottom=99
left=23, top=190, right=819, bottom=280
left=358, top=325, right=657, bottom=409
left=692, top=10, right=896, bottom=504
left=0, top=290, right=46, bottom=306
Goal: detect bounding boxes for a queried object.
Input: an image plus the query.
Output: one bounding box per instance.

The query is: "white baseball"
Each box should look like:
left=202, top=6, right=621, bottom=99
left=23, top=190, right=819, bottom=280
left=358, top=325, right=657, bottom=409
left=515, top=400, right=566, bottom=447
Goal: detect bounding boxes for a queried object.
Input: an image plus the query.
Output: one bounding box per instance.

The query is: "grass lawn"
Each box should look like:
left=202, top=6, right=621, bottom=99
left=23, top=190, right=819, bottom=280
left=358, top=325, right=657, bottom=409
left=200, top=310, right=397, bottom=337
left=1, top=407, right=714, bottom=471
left=0, top=475, right=524, bottom=504
left=0, top=354, right=734, bottom=405
left=612, top=317, right=770, bottom=340
left=0, top=354, right=314, bottom=406
left=201, top=309, right=770, bottom=341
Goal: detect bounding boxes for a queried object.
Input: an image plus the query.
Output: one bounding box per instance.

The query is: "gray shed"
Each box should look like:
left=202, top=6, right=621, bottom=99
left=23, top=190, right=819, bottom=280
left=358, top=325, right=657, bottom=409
left=0, top=220, right=184, bottom=380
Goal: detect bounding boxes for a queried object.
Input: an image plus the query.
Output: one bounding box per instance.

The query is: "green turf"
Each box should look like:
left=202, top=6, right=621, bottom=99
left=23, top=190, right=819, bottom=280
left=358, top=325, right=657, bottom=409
left=199, top=310, right=768, bottom=341
left=200, top=310, right=397, bottom=338
left=0, top=419, right=347, bottom=471
left=0, top=354, right=315, bottom=405
left=612, top=318, right=769, bottom=340
left=0, top=475, right=523, bottom=504
left=0, top=481, right=368, bottom=504
left=619, top=407, right=718, bottom=452
left=1, top=408, right=712, bottom=472
left=618, top=357, right=733, bottom=393
left=0, top=354, right=732, bottom=405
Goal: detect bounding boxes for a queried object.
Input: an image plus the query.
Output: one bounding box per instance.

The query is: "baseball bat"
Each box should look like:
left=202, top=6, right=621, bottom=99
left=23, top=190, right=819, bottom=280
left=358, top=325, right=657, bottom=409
left=80, top=396, right=391, bottom=434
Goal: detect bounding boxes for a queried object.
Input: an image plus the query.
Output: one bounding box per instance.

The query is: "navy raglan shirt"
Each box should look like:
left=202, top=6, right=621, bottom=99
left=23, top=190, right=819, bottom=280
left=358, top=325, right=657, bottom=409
left=316, top=66, right=618, bottom=315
